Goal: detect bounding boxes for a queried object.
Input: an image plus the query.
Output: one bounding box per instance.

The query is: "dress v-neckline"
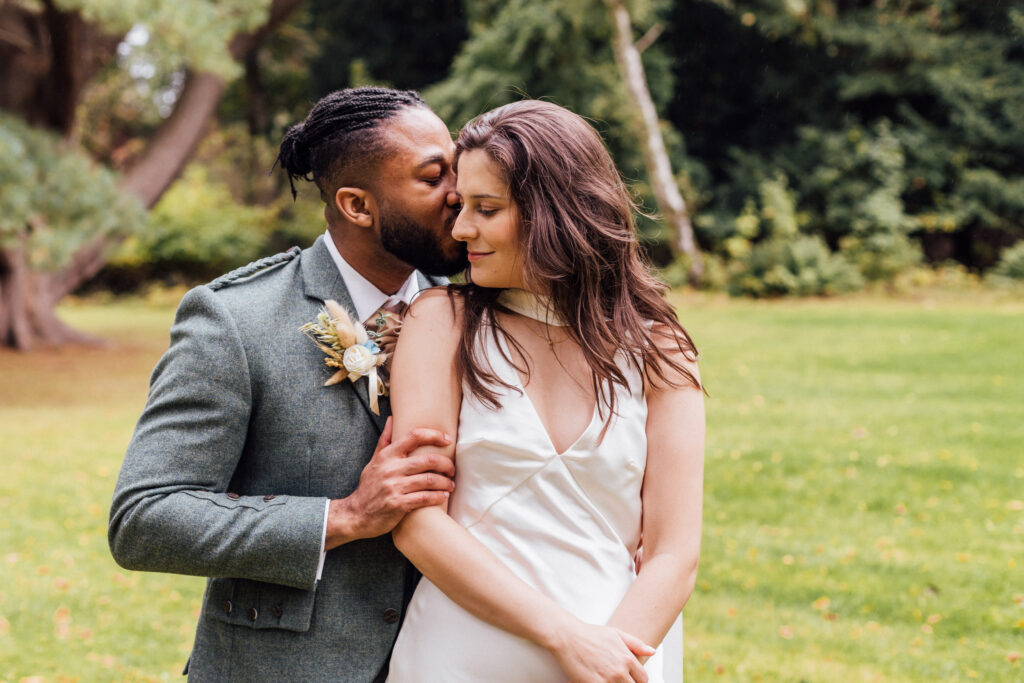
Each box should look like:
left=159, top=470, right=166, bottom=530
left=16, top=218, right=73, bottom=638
left=496, top=332, right=599, bottom=457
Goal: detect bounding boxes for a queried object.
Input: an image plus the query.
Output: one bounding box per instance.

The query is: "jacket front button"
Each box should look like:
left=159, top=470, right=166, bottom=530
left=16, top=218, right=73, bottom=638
left=382, top=608, right=400, bottom=624
left=226, top=492, right=240, bottom=500
left=223, top=600, right=232, bottom=615
left=248, top=607, right=258, bottom=621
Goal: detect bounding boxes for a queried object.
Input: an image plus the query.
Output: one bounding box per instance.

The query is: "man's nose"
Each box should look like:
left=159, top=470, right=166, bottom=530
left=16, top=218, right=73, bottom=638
left=445, top=189, right=461, bottom=210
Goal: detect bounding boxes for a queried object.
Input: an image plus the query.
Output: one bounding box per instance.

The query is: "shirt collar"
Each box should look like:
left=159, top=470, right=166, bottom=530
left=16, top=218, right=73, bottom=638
left=323, top=230, right=422, bottom=322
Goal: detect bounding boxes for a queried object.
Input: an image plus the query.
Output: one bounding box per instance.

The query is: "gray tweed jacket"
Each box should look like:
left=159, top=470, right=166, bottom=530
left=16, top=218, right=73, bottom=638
left=109, top=236, right=443, bottom=681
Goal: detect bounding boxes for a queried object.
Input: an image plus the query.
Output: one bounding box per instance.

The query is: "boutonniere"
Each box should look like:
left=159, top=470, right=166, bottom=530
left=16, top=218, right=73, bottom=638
left=300, top=300, right=388, bottom=414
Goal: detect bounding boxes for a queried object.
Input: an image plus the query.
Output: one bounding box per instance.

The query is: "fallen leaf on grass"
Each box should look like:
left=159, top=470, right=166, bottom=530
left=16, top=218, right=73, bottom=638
left=1007, top=651, right=1021, bottom=663
left=812, top=596, right=830, bottom=611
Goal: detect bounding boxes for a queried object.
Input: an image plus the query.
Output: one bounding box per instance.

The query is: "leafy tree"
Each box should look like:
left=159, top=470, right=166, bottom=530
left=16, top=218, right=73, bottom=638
left=307, top=0, right=467, bottom=94
left=0, top=0, right=302, bottom=350
left=665, top=0, right=1024, bottom=275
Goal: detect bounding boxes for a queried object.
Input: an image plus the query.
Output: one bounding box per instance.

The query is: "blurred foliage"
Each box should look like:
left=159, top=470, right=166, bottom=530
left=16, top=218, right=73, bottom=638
left=104, top=147, right=323, bottom=290
left=709, top=173, right=865, bottom=296
left=727, top=234, right=865, bottom=297
left=0, top=112, right=145, bottom=270
left=47, top=0, right=273, bottom=78
left=991, top=241, right=1024, bottom=280
left=667, top=0, right=1024, bottom=278
left=9, top=0, right=1024, bottom=297
left=306, top=0, right=466, bottom=95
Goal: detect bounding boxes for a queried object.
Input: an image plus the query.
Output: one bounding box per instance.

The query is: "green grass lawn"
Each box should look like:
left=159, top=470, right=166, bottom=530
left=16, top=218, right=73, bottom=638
left=1, top=292, right=1022, bottom=682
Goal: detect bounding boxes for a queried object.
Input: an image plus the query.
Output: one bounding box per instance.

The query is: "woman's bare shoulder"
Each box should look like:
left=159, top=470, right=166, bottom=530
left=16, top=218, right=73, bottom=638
left=645, top=320, right=701, bottom=392
left=402, top=286, right=464, bottom=336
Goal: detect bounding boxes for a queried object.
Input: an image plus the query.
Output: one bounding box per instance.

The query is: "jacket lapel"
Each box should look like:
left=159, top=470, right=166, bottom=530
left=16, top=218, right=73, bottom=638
left=300, top=236, right=388, bottom=433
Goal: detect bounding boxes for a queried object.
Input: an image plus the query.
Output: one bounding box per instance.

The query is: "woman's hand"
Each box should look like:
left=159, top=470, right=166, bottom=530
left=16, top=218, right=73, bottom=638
left=548, top=616, right=654, bottom=683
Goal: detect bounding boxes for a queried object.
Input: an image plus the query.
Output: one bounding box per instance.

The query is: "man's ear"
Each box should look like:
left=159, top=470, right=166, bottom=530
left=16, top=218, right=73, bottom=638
left=334, top=187, right=377, bottom=228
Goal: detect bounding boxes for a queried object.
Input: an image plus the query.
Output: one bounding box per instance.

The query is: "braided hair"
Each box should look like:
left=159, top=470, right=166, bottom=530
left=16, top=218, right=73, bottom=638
left=275, top=87, right=427, bottom=199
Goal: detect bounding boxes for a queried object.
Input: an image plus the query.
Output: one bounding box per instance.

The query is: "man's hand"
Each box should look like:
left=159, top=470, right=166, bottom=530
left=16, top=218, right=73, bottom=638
left=325, top=417, right=455, bottom=549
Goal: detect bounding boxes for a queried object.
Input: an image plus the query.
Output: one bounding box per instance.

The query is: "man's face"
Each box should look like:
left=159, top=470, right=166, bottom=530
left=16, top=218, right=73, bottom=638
left=373, top=108, right=466, bottom=276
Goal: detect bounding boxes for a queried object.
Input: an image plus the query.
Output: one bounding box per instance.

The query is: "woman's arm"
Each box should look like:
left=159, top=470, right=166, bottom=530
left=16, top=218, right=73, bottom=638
left=606, top=330, right=705, bottom=647
left=389, top=290, right=654, bottom=683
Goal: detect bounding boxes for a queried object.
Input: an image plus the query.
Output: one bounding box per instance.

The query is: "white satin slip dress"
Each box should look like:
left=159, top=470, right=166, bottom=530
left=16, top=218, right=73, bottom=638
left=387, top=329, right=683, bottom=682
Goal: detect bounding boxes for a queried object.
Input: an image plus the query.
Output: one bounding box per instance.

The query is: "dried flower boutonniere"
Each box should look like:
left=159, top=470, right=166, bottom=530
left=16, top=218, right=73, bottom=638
left=300, top=300, right=390, bottom=414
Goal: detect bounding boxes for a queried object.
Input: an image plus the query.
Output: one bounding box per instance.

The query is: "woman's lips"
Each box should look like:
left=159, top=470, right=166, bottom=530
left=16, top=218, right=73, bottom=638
left=467, top=251, right=493, bottom=262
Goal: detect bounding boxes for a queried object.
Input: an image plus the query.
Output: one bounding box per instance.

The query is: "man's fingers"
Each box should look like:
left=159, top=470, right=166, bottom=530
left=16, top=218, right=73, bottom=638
left=402, top=490, right=450, bottom=511
left=401, top=473, right=455, bottom=495
left=390, top=428, right=451, bottom=456
left=374, top=417, right=394, bottom=453
left=404, top=453, right=456, bottom=478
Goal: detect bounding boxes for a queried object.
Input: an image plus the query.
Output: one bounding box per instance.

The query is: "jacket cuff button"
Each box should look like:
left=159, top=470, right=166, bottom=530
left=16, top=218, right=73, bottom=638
left=272, top=604, right=283, bottom=618
left=248, top=607, right=258, bottom=621
left=223, top=600, right=232, bottom=615
left=382, top=608, right=400, bottom=624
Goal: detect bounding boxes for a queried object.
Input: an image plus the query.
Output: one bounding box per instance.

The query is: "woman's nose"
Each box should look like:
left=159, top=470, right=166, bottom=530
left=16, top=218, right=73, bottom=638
left=451, top=211, right=474, bottom=241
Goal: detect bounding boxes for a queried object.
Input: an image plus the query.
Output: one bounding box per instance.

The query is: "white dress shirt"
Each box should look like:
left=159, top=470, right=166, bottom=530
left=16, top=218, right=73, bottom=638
left=315, top=230, right=426, bottom=580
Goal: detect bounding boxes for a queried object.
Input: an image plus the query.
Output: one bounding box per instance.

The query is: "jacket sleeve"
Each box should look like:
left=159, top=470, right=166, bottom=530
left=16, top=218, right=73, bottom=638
left=108, top=285, right=326, bottom=590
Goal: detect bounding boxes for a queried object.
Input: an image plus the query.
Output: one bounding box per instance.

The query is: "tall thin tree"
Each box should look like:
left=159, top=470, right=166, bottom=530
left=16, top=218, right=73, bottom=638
left=606, top=0, right=703, bottom=283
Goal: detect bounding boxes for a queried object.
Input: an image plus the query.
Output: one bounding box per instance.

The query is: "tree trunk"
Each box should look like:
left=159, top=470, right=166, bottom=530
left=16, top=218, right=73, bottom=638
left=606, top=0, right=703, bottom=284
left=0, top=232, right=104, bottom=351
left=119, top=71, right=228, bottom=208
left=0, top=0, right=304, bottom=350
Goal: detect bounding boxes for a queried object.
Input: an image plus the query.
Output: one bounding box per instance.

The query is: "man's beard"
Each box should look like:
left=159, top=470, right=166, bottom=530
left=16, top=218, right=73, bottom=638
left=379, top=204, right=467, bottom=277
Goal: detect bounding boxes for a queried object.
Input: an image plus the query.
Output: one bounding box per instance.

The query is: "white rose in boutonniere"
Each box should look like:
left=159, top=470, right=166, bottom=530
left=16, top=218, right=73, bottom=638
left=343, top=342, right=378, bottom=376
left=299, top=300, right=390, bottom=414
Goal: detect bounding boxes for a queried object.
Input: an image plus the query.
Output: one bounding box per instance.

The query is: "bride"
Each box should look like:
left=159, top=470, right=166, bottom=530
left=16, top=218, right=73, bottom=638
left=385, top=100, right=704, bottom=682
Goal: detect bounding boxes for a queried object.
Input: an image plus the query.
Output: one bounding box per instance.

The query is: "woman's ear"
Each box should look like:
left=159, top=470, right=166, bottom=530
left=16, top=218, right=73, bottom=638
left=334, top=187, right=377, bottom=228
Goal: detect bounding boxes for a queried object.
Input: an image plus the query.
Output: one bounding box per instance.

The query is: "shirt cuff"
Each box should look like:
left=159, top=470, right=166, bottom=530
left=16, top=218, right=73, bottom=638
left=316, top=499, right=329, bottom=581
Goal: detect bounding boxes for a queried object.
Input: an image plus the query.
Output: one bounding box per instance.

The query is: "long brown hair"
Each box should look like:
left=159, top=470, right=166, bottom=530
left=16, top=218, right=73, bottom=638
left=451, top=100, right=700, bottom=416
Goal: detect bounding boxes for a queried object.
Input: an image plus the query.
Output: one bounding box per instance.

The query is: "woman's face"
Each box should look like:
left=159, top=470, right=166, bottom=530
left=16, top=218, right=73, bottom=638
left=451, top=149, right=526, bottom=289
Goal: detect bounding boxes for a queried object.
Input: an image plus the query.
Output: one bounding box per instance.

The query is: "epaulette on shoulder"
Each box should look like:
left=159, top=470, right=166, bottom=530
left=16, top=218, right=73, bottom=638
left=208, top=246, right=301, bottom=291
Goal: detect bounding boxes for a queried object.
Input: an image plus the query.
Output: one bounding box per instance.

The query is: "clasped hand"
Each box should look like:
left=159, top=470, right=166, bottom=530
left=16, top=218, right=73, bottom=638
left=551, top=616, right=654, bottom=683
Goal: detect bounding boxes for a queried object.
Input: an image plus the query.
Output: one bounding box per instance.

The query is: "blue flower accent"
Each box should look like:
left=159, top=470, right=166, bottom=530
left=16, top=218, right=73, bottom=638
left=362, top=340, right=381, bottom=355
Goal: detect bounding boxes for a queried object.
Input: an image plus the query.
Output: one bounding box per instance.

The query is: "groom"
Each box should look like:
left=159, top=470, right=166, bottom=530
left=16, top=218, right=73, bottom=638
left=109, top=87, right=465, bottom=681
